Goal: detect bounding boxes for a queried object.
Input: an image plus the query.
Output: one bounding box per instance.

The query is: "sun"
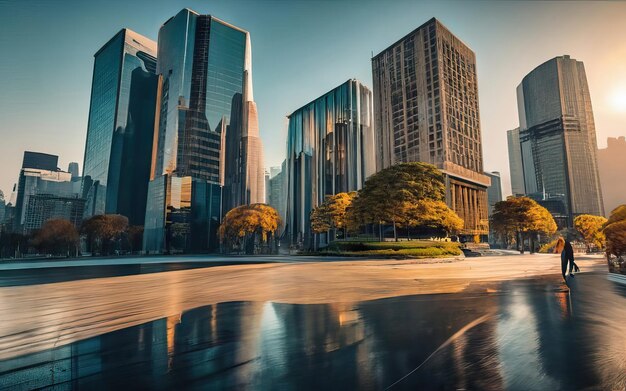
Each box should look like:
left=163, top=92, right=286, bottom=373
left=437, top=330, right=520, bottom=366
left=610, top=90, right=626, bottom=112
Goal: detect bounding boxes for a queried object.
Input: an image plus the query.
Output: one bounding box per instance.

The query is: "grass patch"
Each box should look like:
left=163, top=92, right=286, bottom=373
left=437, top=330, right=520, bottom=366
left=315, top=240, right=462, bottom=258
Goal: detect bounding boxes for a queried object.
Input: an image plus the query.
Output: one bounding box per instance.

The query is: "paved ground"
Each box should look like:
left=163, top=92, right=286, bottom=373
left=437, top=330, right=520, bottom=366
left=0, top=253, right=624, bottom=389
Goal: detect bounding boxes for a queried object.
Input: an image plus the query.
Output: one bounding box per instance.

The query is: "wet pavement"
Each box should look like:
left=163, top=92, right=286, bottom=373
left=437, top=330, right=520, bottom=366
left=0, top=261, right=273, bottom=287
left=1, top=270, right=625, bottom=390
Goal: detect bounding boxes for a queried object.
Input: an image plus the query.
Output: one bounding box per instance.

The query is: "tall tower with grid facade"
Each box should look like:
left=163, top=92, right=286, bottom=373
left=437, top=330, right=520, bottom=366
left=372, top=18, right=489, bottom=238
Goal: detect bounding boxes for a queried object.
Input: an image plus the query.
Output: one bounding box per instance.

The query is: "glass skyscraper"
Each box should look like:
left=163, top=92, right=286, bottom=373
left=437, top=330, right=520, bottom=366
left=285, top=79, right=375, bottom=247
left=82, top=28, right=158, bottom=226
left=507, top=127, right=525, bottom=196
left=144, top=9, right=256, bottom=253
left=517, top=55, right=604, bottom=225
left=372, top=18, right=490, bottom=239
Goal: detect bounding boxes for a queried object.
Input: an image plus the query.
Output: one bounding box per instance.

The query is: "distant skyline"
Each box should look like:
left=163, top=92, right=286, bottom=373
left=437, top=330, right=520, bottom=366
left=1, top=0, right=626, bottom=200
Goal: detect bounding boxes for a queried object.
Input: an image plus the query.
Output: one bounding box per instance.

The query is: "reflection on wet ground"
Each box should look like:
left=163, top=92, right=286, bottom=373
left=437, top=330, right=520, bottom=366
left=1, top=272, right=625, bottom=390
left=0, top=261, right=273, bottom=287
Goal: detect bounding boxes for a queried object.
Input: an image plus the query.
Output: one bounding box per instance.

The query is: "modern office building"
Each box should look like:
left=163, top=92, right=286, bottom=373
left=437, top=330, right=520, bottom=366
left=372, top=18, right=490, bottom=239
left=597, top=136, right=626, bottom=215
left=82, top=28, right=158, bottom=225
left=267, top=165, right=286, bottom=233
left=144, top=9, right=257, bottom=253
left=222, top=38, right=265, bottom=213
left=507, top=127, right=525, bottom=196
left=22, top=151, right=59, bottom=171
left=23, top=194, right=85, bottom=232
left=67, top=162, right=80, bottom=179
left=517, top=55, right=604, bottom=225
left=12, top=152, right=83, bottom=233
left=485, top=171, right=502, bottom=216
left=285, top=79, right=374, bottom=247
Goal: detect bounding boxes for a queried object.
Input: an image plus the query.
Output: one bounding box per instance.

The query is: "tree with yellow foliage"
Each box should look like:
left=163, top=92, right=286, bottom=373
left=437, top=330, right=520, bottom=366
left=310, top=192, right=356, bottom=234
left=603, top=205, right=626, bottom=261
left=219, top=204, right=281, bottom=254
left=346, top=162, right=446, bottom=241
left=491, top=196, right=557, bottom=253
left=574, top=214, right=607, bottom=252
left=403, top=200, right=464, bottom=237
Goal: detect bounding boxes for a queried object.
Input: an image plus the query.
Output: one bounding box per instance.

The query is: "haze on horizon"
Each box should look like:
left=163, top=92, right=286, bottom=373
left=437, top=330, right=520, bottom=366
left=1, top=0, right=625, bottom=200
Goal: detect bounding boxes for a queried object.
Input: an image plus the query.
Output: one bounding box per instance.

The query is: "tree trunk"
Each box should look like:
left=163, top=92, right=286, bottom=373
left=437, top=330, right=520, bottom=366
left=393, top=220, right=398, bottom=242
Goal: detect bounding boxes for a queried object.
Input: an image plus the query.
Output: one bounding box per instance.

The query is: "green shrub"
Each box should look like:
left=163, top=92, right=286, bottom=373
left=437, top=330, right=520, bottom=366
left=320, top=240, right=461, bottom=258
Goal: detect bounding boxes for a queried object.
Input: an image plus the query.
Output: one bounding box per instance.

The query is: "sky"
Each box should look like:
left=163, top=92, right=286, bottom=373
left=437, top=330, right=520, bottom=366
left=1, top=0, right=625, bottom=200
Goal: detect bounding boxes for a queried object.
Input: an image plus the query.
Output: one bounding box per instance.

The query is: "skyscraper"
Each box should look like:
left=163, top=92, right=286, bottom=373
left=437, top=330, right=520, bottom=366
left=144, top=9, right=259, bottom=253
left=517, top=55, right=604, bottom=225
left=485, top=171, right=502, bottom=216
left=372, top=18, right=490, bottom=239
left=285, top=79, right=374, bottom=247
left=507, top=127, right=525, bottom=195
left=597, top=136, right=626, bottom=215
left=222, top=35, right=265, bottom=213
left=267, top=165, right=286, bottom=234
left=82, top=28, right=158, bottom=226
left=67, top=162, right=80, bottom=179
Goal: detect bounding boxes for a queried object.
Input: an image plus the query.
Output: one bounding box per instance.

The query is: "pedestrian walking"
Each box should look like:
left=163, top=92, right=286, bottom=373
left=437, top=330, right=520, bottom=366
left=555, top=237, right=580, bottom=282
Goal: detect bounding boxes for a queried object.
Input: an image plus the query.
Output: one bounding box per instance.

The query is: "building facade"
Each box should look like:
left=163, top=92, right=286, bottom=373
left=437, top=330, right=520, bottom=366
left=67, top=162, right=80, bottom=179
left=82, top=29, right=158, bottom=225
left=144, top=9, right=259, bottom=253
left=517, top=55, right=604, bottom=225
left=506, top=127, right=525, bottom=196
left=12, top=152, right=83, bottom=233
left=597, top=136, right=626, bottom=216
left=372, top=18, right=490, bottom=238
left=267, top=165, right=286, bottom=234
left=23, top=194, right=85, bottom=233
left=485, top=171, right=502, bottom=216
left=285, top=79, right=375, bottom=247
left=222, top=38, right=265, bottom=214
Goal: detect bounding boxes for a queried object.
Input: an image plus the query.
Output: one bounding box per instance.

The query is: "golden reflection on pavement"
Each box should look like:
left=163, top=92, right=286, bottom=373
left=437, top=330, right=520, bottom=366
left=0, top=254, right=605, bottom=361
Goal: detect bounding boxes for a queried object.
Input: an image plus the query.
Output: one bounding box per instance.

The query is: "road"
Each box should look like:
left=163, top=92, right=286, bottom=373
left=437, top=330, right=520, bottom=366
left=0, top=253, right=624, bottom=390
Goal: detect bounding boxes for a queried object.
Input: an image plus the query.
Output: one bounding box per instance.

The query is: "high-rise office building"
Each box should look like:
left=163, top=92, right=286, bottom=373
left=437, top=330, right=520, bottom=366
left=267, top=165, right=285, bottom=234
left=285, top=79, right=374, bottom=247
left=507, top=127, right=525, bottom=195
left=144, top=9, right=257, bottom=253
left=372, top=18, right=490, bottom=238
left=485, top=171, right=502, bottom=216
left=82, top=29, right=158, bottom=225
left=597, top=136, right=626, bottom=215
left=12, top=151, right=84, bottom=233
left=222, top=35, right=265, bottom=213
left=67, top=162, right=80, bottom=179
left=517, top=55, right=604, bottom=225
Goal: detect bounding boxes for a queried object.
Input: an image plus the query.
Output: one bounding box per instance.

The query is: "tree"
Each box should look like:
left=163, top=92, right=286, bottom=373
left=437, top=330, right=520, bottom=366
left=404, top=200, right=464, bottom=237
left=31, top=219, right=79, bottom=256
left=347, top=162, right=446, bottom=241
left=127, top=225, right=144, bottom=253
left=310, top=192, right=356, bottom=246
left=219, top=204, right=281, bottom=254
left=603, top=205, right=626, bottom=260
left=81, top=214, right=129, bottom=255
left=574, top=214, right=607, bottom=252
left=491, top=196, right=557, bottom=253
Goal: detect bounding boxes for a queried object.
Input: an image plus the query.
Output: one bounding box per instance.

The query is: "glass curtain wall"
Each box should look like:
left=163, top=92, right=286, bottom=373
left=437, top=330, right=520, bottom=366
left=285, top=79, right=374, bottom=248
